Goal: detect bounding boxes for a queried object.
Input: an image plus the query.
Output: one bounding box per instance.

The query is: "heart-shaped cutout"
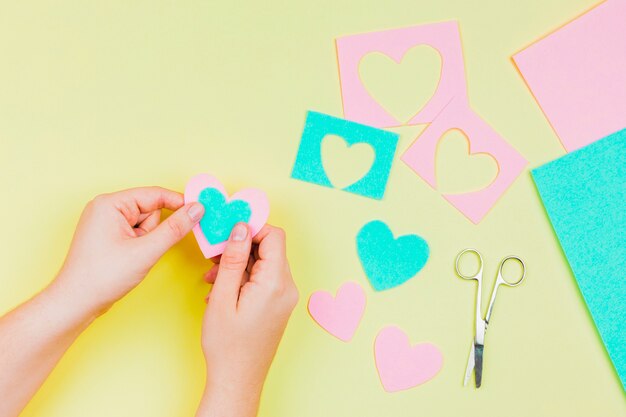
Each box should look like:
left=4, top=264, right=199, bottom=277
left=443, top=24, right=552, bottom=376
left=359, top=45, right=442, bottom=124
left=356, top=220, right=429, bottom=291
left=308, top=281, right=366, bottom=342
left=321, top=135, right=375, bottom=189
left=375, top=326, right=443, bottom=392
left=198, top=188, right=252, bottom=244
left=185, top=173, right=269, bottom=258
left=435, top=129, right=498, bottom=193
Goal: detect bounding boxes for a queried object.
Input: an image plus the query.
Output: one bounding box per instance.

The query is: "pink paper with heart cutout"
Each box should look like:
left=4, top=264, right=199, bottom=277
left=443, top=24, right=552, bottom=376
left=401, top=98, right=527, bottom=223
left=336, top=21, right=467, bottom=128
left=375, top=326, right=443, bottom=392
left=308, top=281, right=366, bottom=342
left=184, top=173, right=270, bottom=258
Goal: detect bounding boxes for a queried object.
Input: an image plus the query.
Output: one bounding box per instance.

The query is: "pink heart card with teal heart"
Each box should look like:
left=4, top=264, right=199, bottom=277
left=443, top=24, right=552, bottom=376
left=184, top=173, right=270, bottom=258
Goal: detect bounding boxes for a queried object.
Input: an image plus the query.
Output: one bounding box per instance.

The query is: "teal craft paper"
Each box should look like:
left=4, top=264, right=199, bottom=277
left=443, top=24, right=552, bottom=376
left=532, top=129, right=626, bottom=390
left=356, top=220, right=429, bottom=291
left=291, top=111, right=399, bottom=200
left=198, top=187, right=252, bottom=244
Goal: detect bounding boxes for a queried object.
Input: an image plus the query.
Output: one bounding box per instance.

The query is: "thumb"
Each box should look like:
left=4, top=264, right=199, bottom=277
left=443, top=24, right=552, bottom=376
left=210, top=223, right=252, bottom=310
left=140, top=202, right=204, bottom=261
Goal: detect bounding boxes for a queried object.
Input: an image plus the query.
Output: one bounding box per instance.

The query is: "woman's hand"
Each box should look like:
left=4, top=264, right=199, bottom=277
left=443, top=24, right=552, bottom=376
left=56, top=186, right=204, bottom=316
left=0, top=186, right=204, bottom=417
left=196, top=223, right=299, bottom=417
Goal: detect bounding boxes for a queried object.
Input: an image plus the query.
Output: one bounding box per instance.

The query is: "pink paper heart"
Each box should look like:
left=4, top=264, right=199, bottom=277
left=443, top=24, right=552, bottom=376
left=308, top=281, right=366, bottom=342
left=184, top=173, right=269, bottom=258
left=374, top=326, right=443, bottom=392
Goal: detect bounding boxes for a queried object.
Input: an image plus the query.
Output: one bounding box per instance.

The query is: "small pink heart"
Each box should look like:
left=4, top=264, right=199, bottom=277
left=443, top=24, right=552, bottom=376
left=374, top=326, right=443, bottom=392
left=184, top=173, right=270, bottom=258
left=308, top=281, right=366, bottom=342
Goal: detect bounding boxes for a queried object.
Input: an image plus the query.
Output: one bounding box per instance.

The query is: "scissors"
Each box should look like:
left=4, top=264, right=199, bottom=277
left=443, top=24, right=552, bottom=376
left=455, top=249, right=527, bottom=388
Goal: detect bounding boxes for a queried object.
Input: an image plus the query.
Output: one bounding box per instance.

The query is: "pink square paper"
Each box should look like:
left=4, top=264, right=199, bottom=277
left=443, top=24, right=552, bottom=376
left=402, top=99, right=528, bottom=224
left=513, top=0, right=626, bottom=152
left=336, top=21, right=467, bottom=128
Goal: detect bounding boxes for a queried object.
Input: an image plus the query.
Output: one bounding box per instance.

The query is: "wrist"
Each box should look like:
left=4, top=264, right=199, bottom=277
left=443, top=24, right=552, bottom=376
left=199, top=378, right=262, bottom=417
left=45, top=271, right=105, bottom=326
left=205, top=375, right=263, bottom=399
left=205, top=359, right=267, bottom=397
left=197, top=384, right=261, bottom=417
left=52, top=268, right=116, bottom=318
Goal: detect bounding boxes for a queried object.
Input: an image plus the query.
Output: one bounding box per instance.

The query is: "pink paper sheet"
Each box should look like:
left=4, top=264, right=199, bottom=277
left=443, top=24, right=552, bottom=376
left=336, top=21, right=467, bottom=128
left=402, top=98, right=527, bottom=224
left=513, top=0, right=626, bottom=152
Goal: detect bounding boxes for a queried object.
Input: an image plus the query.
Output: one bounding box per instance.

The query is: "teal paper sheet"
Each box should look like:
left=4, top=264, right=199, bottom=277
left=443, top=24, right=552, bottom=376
left=532, top=128, right=626, bottom=390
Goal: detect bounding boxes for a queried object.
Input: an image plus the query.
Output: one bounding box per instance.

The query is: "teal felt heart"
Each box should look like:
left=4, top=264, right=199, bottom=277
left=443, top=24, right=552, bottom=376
left=356, top=220, right=429, bottom=291
left=198, top=187, right=252, bottom=244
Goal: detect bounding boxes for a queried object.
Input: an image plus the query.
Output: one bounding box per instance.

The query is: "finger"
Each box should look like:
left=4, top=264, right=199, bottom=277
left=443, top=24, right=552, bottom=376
left=210, top=255, right=222, bottom=264
left=137, top=202, right=204, bottom=262
left=114, top=186, right=185, bottom=215
left=206, top=261, right=250, bottom=286
left=204, top=265, right=250, bottom=303
left=240, top=270, right=250, bottom=287
left=136, top=212, right=152, bottom=224
left=252, top=224, right=286, bottom=263
left=135, top=210, right=161, bottom=236
left=246, top=253, right=255, bottom=274
left=203, top=264, right=220, bottom=283
left=210, top=223, right=252, bottom=309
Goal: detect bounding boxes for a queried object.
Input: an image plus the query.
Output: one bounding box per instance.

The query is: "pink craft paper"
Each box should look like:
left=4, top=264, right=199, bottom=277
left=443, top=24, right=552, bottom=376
left=336, top=21, right=467, bottom=128
left=184, top=173, right=270, bottom=258
left=402, top=98, right=527, bottom=224
left=308, top=281, right=366, bottom=342
left=374, top=326, right=443, bottom=392
left=513, top=0, right=626, bottom=152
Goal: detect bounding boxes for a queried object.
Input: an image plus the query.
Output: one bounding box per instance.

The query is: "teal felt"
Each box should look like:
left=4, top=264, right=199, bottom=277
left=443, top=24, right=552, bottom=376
left=198, top=187, right=252, bottom=244
left=532, top=129, right=626, bottom=390
left=356, top=220, right=429, bottom=291
left=291, top=111, right=399, bottom=200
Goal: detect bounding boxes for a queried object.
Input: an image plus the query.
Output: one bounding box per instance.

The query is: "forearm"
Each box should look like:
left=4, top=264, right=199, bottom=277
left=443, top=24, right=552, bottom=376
left=195, top=377, right=262, bottom=417
left=0, top=273, right=97, bottom=417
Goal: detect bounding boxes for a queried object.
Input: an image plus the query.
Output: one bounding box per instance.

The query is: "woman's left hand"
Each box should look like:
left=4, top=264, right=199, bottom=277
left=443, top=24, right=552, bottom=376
left=56, top=186, right=204, bottom=315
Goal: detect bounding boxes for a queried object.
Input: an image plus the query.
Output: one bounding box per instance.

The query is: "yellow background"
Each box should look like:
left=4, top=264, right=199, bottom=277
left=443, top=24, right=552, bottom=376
left=1, top=1, right=624, bottom=416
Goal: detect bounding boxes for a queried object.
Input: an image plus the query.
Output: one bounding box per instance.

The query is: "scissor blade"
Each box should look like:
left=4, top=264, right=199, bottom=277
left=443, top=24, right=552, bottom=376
left=474, top=344, right=484, bottom=388
left=463, top=341, right=475, bottom=386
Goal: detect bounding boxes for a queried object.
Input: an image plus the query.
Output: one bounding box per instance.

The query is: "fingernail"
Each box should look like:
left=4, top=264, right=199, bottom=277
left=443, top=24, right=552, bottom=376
left=231, top=223, right=248, bottom=242
left=188, top=203, right=204, bottom=222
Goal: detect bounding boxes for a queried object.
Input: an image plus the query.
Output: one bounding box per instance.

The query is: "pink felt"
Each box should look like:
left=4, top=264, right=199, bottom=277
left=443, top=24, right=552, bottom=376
left=184, top=173, right=269, bottom=258
left=401, top=98, right=527, bottom=224
left=374, top=326, right=443, bottom=392
left=513, top=0, right=626, bottom=152
left=307, top=281, right=366, bottom=342
left=336, top=21, right=467, bottom=128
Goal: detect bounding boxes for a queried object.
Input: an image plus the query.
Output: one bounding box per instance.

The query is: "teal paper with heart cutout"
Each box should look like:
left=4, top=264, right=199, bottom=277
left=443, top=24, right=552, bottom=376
left=356, top=220, right=429, bottom=291
left=198, top=187, right=252, bottom=244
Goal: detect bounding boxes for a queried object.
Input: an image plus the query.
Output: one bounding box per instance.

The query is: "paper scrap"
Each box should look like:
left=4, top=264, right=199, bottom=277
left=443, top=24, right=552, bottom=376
left=336, top=21, right=467, bottom=128
left=375, top=326, right=443, bottom=392
left=291, top=111, right=399, bottom=200
left=356, top=220, right=429, bottom=291
left=402, top=98, right=527, bottom=224
left=308, top=281, right=366, bottom=342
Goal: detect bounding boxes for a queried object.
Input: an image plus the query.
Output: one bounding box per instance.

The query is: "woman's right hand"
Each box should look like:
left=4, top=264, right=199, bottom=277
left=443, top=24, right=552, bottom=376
left=196, top=223, right=299, bottom=417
